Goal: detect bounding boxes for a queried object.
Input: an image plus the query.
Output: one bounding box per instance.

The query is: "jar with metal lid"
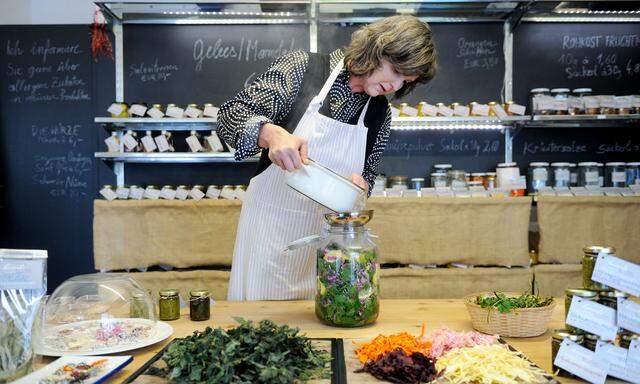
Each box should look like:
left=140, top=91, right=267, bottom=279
left=123, top=130, right=139, bottom=152
left=568, top=88, right=590, bottom=115
left=435, top=102, right=450, bottom=116
left=430, top=173, right=447, bottom=188
left=626, top=162, right=640, bottom=186
left=583, top=333, right=600, bottom=351
left=551, top=88, right=570, bottom=115
left=175, top=185, right=190, bottom=200
left=496, top=162, right=520, bottom=190
left=130, top=292, right=151, bottom=319
left=468, top=101, right=479, bottom=116
left=128, top=184, right=144, bottom=200
left=551, top=163, right=571, bottom=188
left=448, top=170, right=467, bottom=189
left=583, top=246, right=615, bottom=291
left=470, top=173, right=486, bottom=184
left=143, top=185, right=159, bottom=199
left=606, top=162, right=627, bottom=187
left=487, top=101, right=498, bottom=116
left=410, top=178, right=425, bottom=190
left=433, top=164, right=452, bottom=174
left=109, top=101, right=129, bottom=118
left=529, top=88, right=551, bottom=115
left=159, top=185, right=175, bottom=200
left=552, top=331, right=584, bottom=376
left=503, top=101, right=514, bottom=115
left=620, top=333, right=639, bottom=349
left=485, top=172, right=497, bottom=189
left=186, top=103, right=203, bottom=118
left=528, top=162, right=549, bottom=194
left=234, top=185, right=247, bottom=200
left=388, top=176, right=408, bottom=190
left=146, top=103, right=165, bottom=118
left=159, top=289, right=180, bottom=321
left=578, top=162, right=600, bottom=187
left=189, top=290, right=210, bottom=321
left=220, top=184, right=236, bottom=200
left=569, top=163, right=578, bottom=187
left=565, top=288, right=598, bottom=333
left=416, top=101, right=430, bottom=117
left=188, top=185, right=205, bottom=199
left=597, top=290, right=628, bottom=310
left=206, top=184, right=221, bottom=199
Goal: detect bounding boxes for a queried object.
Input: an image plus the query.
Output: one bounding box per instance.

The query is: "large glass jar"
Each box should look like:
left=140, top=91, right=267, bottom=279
left=606, top=162, right=627, bottom=187
left=430, top=173, right=447, bottom=188
left=529, top=88, right=551, bottom=115
left=447, top=170, right=467, bottom=189
left=627, top=162, right=640, bottom=186
left=313, top=211, right=379, bottom=327
left=582, top=246, right=615, bottom=291
left=578, top=162, right=600, bottom=187
left=551, top=162, right=571, bottom=188
left=528, top=162, right=549, bottom=194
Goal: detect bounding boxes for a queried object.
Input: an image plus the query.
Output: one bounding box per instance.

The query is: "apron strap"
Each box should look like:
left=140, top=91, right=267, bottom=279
left=357, top=97, right=372, bottom=126
left=310, top=59, right=345, bottom=108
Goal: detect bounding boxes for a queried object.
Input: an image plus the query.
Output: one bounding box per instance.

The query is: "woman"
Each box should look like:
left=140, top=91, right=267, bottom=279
left=218, top=15, right=437, bottom=301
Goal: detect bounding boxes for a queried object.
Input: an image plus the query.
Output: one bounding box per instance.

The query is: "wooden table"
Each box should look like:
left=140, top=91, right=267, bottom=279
left=51, top=299, right=605, bottom=383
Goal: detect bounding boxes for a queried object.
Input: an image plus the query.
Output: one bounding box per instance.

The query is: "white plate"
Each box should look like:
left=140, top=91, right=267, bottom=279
left=13, top=355, right=132, bottom=383
left=35, top=318, right=173, bottom=356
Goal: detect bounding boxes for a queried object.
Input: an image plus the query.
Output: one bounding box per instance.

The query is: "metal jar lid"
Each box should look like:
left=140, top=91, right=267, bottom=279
left=605, top=162, right=626, bottom=166
left=578, top=162, right=598, bottom=167
left=131, top=291, right=147, bottom=300
left=565, top=288, right=598, bottom=299
left=192, top=185, right=204, bottom=190
left=621, top=333, right=639, bottom=342
left=583, top=246, right=616, bottom=256
left=162, top=185, right=174, bottom=190
left=584, top=333, right=600, bottom=341
left=189, top=290, right=210, bottom=298
left=152, top=104, right=163, bottom=109
left=598, top=290, right=628, bottom=299
left=530, top=88, right=550, bottom=93
left=207, top=185, right=220, bottom=189
left=159, top=288, right=179, bottom=297
left=552, top=330, right=584, bottom=342
left=529, top=162, right=549, bottom=167
left=324, top=210, right=373, bottom=228
left=129, top=184, right=140, bottom=189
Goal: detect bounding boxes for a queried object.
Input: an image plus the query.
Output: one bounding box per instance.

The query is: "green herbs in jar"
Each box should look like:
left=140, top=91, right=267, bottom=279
left=564, top=288, right=597, bottom=334
left=189, top=290, right=210, bottom=321
left=159, top=289, right=180, bottom=321
left=582, top=246, right=615, bottom=290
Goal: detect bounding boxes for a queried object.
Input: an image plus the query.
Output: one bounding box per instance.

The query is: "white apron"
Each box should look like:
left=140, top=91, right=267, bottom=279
left=227, top=60, right=371, bottom=300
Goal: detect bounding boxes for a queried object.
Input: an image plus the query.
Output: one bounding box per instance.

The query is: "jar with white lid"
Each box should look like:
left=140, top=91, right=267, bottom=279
left=569, top=163, right=578, bottom=187
left=496, top=162, right=519, bottom=190
left=551, top=88, right=570, bottom=115
left=410, top=178, right=425, bottom=190
left=529, top=88, right=551, bottom=115
left=430, top=173, right=447, bottom=188
left=626, top=162, right=640, bottom=186
left=569, top=88, right=591, bottom=115
left=551, top=162, right=571, bottom=188
left=528, top=162, right=549, bottom=193
left=433, top=164, right=452, bottom=174
left=447, top=170, right=467, bottom=189
left=578, top=162, right=600, bottom=187
left=606, top=162, right=627, bottom=187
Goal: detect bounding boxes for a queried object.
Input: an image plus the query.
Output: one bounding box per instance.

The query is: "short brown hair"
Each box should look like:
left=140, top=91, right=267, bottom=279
left=344, top=15, right=437, bottom=99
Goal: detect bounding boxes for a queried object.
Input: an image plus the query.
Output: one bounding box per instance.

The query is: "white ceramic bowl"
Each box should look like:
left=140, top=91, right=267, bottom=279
left=285, top=158, right=365, bottom=212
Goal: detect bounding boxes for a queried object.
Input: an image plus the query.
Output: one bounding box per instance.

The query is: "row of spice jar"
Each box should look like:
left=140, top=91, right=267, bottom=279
left=528, top=161, right=640, bottom=192
left=529, top=88, right=640, bottom=115
left=107, top=102, right=219, bottom=119
left=390, top=100, right=527, bottom=118
left=104, top=130, right=226, bottom=153
left=99, top=184, right=246, bottom=201
left=130, top=288, right=212, bottom=322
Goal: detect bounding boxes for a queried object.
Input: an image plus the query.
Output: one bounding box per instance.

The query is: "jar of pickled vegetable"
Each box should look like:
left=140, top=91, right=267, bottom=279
left=582, top=246, right=615, bottom=291
left=564, top=288, right=597, bottom=334
left=315, top=211, right=379, bottom=327
left=551, top=331, right=584, bottom=377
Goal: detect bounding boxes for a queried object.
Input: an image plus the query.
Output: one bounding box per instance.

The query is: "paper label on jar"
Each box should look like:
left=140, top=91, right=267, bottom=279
left=618, top=298, right=640, bottom=334
left=104, top=135, right=121, bottom=152
left=592, top=253, right=640, bottom=297
left=533, top=168, right=548, bottom=181
left=555, top=168, right=570, bottom=181
left=434, top=180, right=447, bottom=188
left=437, top=105, right=454, bottom=117
left=612, top=172, right=626, bottom=183
left=507, top=103, right=526, bottom=115
left=116, top=186, right=130, bottom=199
left=402, top=105, right=419, bottom=117
left=165, top=106, right=184, bottom=118
left=99, top=187, right=118, bottom=201
left=629, top=340, right=640, bottom=369
left=185, top=106, right=203, bottom=118
left=154, top=134, right=171, bottom=153
left=206, top=187, right=221, bottom=199
left=203, top=105, right=219, bottom=118
left=107, top=103, right=124, bottom=116
left=585, top=171, right=599, bottom=183
left=175, top=188, right=189, bottom=200
left=583, top=97, right=600, bottom=109
left=220, top=188, right=236, bottom=200
left=552, top=100, right=569, bottom=111
left=147, top=107, right=164, bottom=119
left=235, top=188, right=246, bottom=201
left=570, top=172, right=578, bottom=184
left=389, top=106, right=400, bottom=118
left=129, top=187, right=144, bottom=200
left=159, top=188, right=176, bottom=200
left=206, top=132, right=225, bottom=152
left=189, top=188, right=205, bottom=201
left=421, top=103, right=438, bottom=117
left=186, top=135, right=203, bottom=152
left=453, top=105, right=470, bottom=117
left=141, top=135, right=157, bottom=152
left=144, top=188, right=160, bottom=200
left=554, top=340, right=608, bottom=384
left=594, top=341, right=635, bottom=382
left=471, top=104, right=489, bottom=116
left=491, top=104, right=508, bottom=119
left=129, top=104, right=148, bottom=117
left=566, top=297, right=618, bottom=340
left=123, top=133, right=139, bottom=151
left=536, top=99, right=555, bottom=111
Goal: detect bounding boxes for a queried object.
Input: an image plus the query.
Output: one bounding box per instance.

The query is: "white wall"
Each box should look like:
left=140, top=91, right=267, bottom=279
left=0, top=0, right=96, bottom=24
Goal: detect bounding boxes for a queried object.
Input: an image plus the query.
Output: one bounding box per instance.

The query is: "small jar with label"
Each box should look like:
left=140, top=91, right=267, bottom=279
left=447, top=170, right=467, bottom=189
left=410, top=178, right=425, bottom=190
left=620, top=333, right=639, bottom=349
left=487, top=101, right=498, bottom=116
left=123, top=130, right=140, bottom=152
left=570, top=88, right=591, bottom=115
left=219, top=185, right=236, bottom=200
left=615, top=96, right=632, bottom=115
left=416, top=101, right=430, bottom=117
left=129, top=102, right=148, bottom=117
left=206, top=185, right=221, bottom=199
left=147, top=103, right=165, bottom=118
left=485, top=172, right=497, bottom=189
left=142, top=130, right=156, bottom=152
left=128, top=185, right=144, bottom=200
left=175, top=185, right=190, bottom=200
left=158, top=289, right=180, bottom=321
left=189, top=290, right=210, bottom=321
left=582, top=246, right=615, bottom=291
left=551, top=88, right=570, bottom=115
left=143, top=185, right=159, bottom=199
left=606, top=162, right=627, bottom=187
left=597, top=290, right=628, bottom=310
left=597, top=163, right=605, bottom=187
left=162, top=130, right=176, bottom=152
left=189, top=185, right=205, bottom=200
left=100, top=185, right=117, bottom=200
left=433, top=164, right=452, bottom=174
left=568, top=163, right=578, bottom=187
left=105, top=132, right=121, bottom=153
left=551, top=163, right=571, bottom=188
left=565, top=288, right=598, bottom=334
left=187, top=130, right=203, bottom=152
left=388, top=176, right=409, bottom=190
left=529, top=88, right=551, bottom=115
left=599, top=96, right=617, bottom=115
left=496, top=162, right=520, bottom=190
left=582, top=96, right=600, bottom=115
left=430, top=173, right=447, bottom=188
left=528, top=162, right=549, bottom=194
left=160, top=185, right=175, bottom=200
left=468, top=101, right=479, bottom=116
left=551, top=331, right=584, bottom=376
left=109, top=101, right=129, bottom=118
left=578, top=162, right=600, bottom=187
left=503, top=101, right=514, bottom=115
left=186, top=103, right=203, bottom=118
left=626, top=162, right=640, bottom=186
left=583, top=333, right=600, bottom=351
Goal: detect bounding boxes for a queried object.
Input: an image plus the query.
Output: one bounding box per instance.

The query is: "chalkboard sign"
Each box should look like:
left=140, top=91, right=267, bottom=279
left=0, top=26, right=97, bottom=290
left=318, top=22, right=505, bottom=104
left=514, top=22, right=640, bottom=103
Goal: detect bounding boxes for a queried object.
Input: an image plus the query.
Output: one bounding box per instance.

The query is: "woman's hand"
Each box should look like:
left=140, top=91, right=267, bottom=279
left=259, top=123, right=308, bottom=172
left=350, top=173, right=369, bottom=194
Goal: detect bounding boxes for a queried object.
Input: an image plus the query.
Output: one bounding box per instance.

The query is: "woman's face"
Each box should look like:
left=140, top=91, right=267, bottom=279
left=355, top=59, right=418, bottom=97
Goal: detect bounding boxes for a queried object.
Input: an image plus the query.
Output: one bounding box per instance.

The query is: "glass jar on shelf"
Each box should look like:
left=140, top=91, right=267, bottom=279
left=433, top=164, right=452, bottom=175
left=430, top=173, right=447, bottom=188
left=626, top=162, right=640, bottom=186
left=578, top=162, right=600, bottom=187
left=388, top=176, right=408, bottom=190
left=552, top=331, right=584, bottom=377
left=551, top=162, right=571, bottom=188
left=569, top=88, right=591, bottom=115
left=485, top=172, right=497, bottom=189
left=447, top=170, right=467, bottom=189
left=529, top=88, right=551, bottom=115
left=620, top=333, right=639, bottom=349
left=569, top=163, right=578, bottom=187
left=528, top=162, right=549, bottom=194
left=551, top=88, right=570, bottom=115
left=605, top=162, right=627, bottom=187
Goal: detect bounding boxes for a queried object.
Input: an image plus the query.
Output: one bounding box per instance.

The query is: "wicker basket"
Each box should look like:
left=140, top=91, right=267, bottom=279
left=464, top=292, right=556, bottom=338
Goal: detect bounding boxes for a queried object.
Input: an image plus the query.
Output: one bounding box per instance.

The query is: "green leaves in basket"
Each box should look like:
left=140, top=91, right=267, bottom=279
left=475, top=292, right=553, bottom=314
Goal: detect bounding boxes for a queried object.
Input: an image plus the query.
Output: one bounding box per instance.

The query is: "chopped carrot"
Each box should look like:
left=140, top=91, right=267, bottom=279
left=354, top=325, right=431, bottom=364
left=91, top=359, right=108, bottom=367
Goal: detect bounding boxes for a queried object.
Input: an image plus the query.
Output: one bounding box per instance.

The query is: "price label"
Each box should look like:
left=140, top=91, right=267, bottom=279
left=437, top=105, right=454, bottom=117
left=594, top=341, right=639, bottom=383
left=421, top=103, right=438, bottom=117
left=507, top=103, right=526, bottom=115
left=618, top=298, right=640, bottom=334
left=0, top=250, right=46, bottom=290
left=203, top=105, right=219, bottom=118
left=123, top=133, right=139, bottom=151
left=129, top=104, right=148, bottom=117
left=185, top=106, right=203, bottom=118
left=144, top=187, right=160, bottom=200
left=116, top=187, right=130, bottom=199
left=159, top=187, right=176, bottom=200
left=206, top=186, right=221, bottom=199
left=402, top=105, right=419, bottom=117
left=592, top=253, right=640, bottom=296
left=154, top=134, right=171, bottom=153
left=206, top=132, right=225, bottom=152
left=453, top=105, right=470, bottom=117
left=141, top=135, right=157, bottom=152
left=566, top=297, right=618, bottom=340
left=471, top=104, right=489, bottom=116
left=104, top=135, right=121, bottom=153
left=129, top=187, right=144, bottom=200
left=235, top=188, right=246, bottom=201
left=189, top=188, right=205, bottom=201
left=147, top=107, right=164, bottom=119
left=554, top=340, right=608, bottom=384
left=99, top=187, right=118, bottom=201
left=220, top=188, right=236, bottom=200
left=107, top=102, right=124, bottom=116
left=175, top=188, right=189, bottom=200
left=165, top=106, right=185, bottom=118
left=490, top=104, right=508, bottom=119
left=186, top=135, right=203, bottom=152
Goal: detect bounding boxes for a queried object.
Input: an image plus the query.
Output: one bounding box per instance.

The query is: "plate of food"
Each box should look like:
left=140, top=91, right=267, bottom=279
left=13, top=355, right=132, bottom=384
left=35, top=318, right=173, bottom=356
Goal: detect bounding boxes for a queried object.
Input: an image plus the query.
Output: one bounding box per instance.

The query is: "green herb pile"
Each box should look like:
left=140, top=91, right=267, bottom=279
left=156, top=317, right=331, bottom=383
left=475, top=292, right=554, bottom=313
